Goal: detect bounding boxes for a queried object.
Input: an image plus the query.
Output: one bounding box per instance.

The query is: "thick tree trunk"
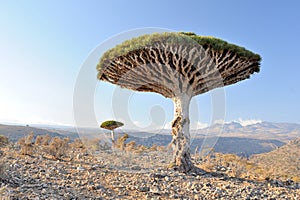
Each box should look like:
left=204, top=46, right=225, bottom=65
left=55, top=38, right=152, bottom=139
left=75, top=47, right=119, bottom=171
left=171, top=94, right=194, bottom=172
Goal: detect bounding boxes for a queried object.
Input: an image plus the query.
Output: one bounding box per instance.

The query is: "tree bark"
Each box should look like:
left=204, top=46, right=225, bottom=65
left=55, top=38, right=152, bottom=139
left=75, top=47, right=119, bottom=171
left=111, top=130, right=115, bottom=146
left=171, top=94, right=194, bottom=172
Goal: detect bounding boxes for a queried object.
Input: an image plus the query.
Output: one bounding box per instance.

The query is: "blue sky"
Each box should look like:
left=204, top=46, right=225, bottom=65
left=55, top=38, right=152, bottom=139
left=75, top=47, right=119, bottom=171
left=0, top=1, right=300, bottom=129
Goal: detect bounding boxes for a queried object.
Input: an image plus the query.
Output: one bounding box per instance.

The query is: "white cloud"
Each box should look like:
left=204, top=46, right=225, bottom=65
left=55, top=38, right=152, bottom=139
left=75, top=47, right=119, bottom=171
left=133, top=120, right=140, bottom=126
left=162, top=121, right=209, bottom=130
left=1, top=117, right=73, bottom=127
left=31, top=119, right=73, bottom=127
left=163, top=121, right=172, bottom=129
left=236, top=118, right=262, bottom=126
left=191, top=121, right=209, bottom=129
left=213, top=119, right=225, bottom=125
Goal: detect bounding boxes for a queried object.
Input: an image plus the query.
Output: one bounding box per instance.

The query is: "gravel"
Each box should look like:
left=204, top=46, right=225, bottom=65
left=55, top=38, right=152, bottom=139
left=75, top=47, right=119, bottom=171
left=0, top=148, right=299, bottom=199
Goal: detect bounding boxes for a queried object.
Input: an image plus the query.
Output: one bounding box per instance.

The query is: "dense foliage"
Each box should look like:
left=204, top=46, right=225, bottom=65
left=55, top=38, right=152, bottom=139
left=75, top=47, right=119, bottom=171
left=97, top=32, right=261, bottom=70
left=100, top=120, right=124, bottom=130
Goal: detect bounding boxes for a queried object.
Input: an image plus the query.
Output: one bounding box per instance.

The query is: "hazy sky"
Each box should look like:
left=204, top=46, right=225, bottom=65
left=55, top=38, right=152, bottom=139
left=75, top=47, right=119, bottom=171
left=0, top=1, right=300, bottom=129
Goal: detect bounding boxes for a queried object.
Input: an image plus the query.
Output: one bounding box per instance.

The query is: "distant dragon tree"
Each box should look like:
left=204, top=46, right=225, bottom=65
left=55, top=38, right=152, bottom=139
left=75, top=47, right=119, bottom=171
left=100, top=120, right=124, bottom=145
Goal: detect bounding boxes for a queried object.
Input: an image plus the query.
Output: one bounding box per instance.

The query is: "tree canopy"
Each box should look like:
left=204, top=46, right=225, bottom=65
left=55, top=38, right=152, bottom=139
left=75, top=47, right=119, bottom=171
left=97, top=32, right=261, bottom=71
left=97, top=32, right=261, bottom=98
left=100, top=120, right=124, bottom=131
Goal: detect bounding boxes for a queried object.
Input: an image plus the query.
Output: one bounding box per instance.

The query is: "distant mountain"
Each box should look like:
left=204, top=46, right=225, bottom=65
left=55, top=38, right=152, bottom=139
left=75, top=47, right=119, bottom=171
left=116, top=121, right=300, bottom=157
left=27, top=121, right=300, bottom=142
left=192, top=121, right=300, bottom=142
left=0, top=124, right=64, bottom=142
left=1, top=121, right=300, bottom=157
left=124, top=134, right=285, bottom=157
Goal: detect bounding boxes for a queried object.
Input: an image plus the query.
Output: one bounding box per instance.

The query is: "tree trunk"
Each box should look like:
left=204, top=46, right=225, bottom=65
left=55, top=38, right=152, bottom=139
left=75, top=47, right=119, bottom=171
left=171, top=94, right=194, bottom=172
left=111, top=130, right=115, bottom=146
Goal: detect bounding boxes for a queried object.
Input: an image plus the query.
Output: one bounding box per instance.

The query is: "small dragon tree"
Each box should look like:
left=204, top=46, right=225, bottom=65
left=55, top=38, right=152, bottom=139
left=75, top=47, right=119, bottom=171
left=97, top=32, right=261, bottom=172
left=100, top=120, right=124, bottom=145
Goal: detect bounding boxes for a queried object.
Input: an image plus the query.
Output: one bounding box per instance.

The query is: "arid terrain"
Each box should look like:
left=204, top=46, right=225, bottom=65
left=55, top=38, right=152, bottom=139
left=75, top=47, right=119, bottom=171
left=1, top=131, right=300, bottom=199
left=2, top=121, right=300, bottom=157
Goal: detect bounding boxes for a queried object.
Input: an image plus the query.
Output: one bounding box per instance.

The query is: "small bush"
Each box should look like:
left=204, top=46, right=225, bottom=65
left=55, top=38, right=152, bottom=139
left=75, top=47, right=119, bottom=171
left=0, top=136, right=8, bottom=197
left=34, top=134, right=51, bottom=146
left=45, top=137, right=70, bottom=160
left=136, top=145, right=148, bottom=153
left=17, top=132, right=34, bottom=155
left=17, top=134, right=72, bottom=160
left=115, top=134, right=129, bottom=150
left=70, top=138, right=85, bottom=149
left=71, top=137, right=103, bottom=152
left=156, top=145, right=165, bottom=151
left=197, top=152, right=266, bottom=180
left=149, top=144, right=157, bottom=151
left=0, top=135, right=9, bottom=147
left=0, top=156, right=6, bottom=178
left=292, top=176, right=300, bottom=183
left=125, top=141, right=136, bottom=152
left=41, top=134, right=51, bottom=146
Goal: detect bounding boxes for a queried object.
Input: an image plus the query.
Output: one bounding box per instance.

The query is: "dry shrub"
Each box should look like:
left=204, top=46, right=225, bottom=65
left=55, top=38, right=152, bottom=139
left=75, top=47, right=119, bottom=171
left=0, top=164, right=7, bottom=196
left=115, top=134, right=129, bottom=150
left=17, top=134, right=72, bottom=160
left=125, top=141, right=136, bottom=152
left=41, top=134, right=51, bottom=145
left=156, top=146, right=165, bottom=151
left=0, top=152, right=6, bottom=178
left=149, top=144, right=157, bottom=151
left=197, top=156, right=215, bottom=172
left=70, top=137, right=103, bottom=152
left=0, top=136, right=8, bottom=196
left=136, top=145, right=148, bottom=153
left=0, top=160, right=6, bottom=188
left=219, top=154, right=249, bottom=178
left=197, top=152, right=266, bottom=179
left=34, top=135, right=43, bottom=145
left=74, top=137, right=108, bottom=151
left=113, top=134, right=165, bottom=153
left=292, top=176, right=300, bottom=183
left=70, top=138, right=85, bottom=149
left=46, top=137, right=70, bottom=159
left=148, top=144, right=165, bottom=151
left=34, top=134, right=51, bottom=146
left=0, top=135, right=9, bottom=147
left=34, top=134, right=53, bottom=158
left=17, top=132, right=34, bottom=155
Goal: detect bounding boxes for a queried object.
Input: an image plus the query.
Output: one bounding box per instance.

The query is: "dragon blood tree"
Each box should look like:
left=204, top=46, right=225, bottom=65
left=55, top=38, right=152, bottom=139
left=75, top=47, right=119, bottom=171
left=96, top=32, right=261, bottom=172
left=100, top=120, right=124, bottom=145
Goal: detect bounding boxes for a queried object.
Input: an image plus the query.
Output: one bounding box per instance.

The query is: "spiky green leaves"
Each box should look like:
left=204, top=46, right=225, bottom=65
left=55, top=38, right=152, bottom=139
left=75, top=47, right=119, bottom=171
left=180, top=32, right=261, bottom=61
left=97, top=32, right=261, bottom=71
left=100, top=120, right=124, bottom=130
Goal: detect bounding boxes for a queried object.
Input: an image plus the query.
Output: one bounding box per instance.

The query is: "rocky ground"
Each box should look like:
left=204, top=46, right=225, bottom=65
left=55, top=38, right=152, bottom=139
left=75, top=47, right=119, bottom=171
left=1, top=147, right=300, bottom=200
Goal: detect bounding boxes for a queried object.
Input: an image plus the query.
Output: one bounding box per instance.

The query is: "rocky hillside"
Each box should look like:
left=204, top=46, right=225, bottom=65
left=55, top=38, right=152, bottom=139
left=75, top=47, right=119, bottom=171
left=0, top=124, right=63, bottom=142
left=251, top=138, right=300, bottom=181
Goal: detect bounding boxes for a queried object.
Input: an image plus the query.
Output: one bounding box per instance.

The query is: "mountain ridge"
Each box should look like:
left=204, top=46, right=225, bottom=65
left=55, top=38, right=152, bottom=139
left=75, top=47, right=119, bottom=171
left=1, top=121, right=299, bottom=157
